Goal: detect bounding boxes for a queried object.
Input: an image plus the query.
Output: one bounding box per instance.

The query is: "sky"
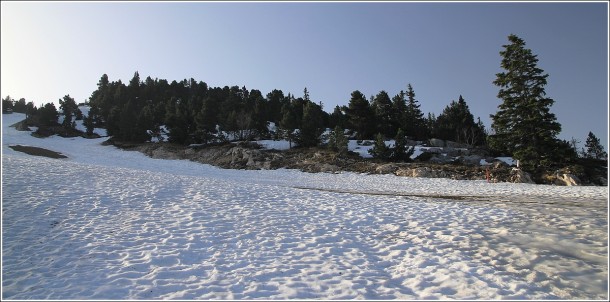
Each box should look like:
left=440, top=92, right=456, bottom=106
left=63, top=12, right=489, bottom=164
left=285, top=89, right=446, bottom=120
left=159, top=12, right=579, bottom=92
left=1, top=1, right=608, bottom=150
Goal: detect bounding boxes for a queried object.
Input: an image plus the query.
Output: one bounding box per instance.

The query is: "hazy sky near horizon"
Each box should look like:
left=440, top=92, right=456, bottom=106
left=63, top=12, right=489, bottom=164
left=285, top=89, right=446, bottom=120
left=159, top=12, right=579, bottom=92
left=1, top=1, right=608, bottom=149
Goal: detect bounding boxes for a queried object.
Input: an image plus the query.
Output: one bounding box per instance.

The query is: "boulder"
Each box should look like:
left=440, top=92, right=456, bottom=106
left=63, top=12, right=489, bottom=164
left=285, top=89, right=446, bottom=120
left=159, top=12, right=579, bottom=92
left=395, top=167, right=447, bottom=178
left=555, top=173, right=581, bottom=186
left=425, top=147, right=443, bottom=154
left=429, top=154, right=454, bottom=164
left=458, top=155, right=484, bottom=166
left=509, top=168, right=534, bottom=184
left=445, top=140, right=467, bottom=148
left=150, top=146, right=181, bottom=160
left=375, top=164, right=399, bottom=174
left=428, top=138, right=445, bottom=147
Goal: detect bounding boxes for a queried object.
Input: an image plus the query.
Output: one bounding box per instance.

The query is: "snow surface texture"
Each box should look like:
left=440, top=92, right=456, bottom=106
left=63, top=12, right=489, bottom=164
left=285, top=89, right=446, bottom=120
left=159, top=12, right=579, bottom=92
left=2, top=113, right=608, bottom=300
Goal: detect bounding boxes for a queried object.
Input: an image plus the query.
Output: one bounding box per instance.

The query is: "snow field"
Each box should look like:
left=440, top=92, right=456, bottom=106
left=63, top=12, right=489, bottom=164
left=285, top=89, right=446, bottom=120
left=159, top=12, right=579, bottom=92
left=1, top=112, right=608, bottom=299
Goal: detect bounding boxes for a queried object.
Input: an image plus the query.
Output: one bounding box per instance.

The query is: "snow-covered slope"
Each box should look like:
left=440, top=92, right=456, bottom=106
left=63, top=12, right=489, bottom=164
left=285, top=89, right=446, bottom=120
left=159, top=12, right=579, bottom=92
left=2, top=113, right=608, bottom=299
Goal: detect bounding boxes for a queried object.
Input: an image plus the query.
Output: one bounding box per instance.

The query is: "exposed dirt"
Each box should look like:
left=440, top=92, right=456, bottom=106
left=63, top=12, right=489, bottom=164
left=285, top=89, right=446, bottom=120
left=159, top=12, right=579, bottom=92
left=8, top=145, right=68, bottom=159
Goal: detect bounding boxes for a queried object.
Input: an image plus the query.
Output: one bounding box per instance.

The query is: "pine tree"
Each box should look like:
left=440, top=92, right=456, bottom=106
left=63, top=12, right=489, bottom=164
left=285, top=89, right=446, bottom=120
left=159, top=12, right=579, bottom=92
left=2, top=95, right=13, bottom=113
left=391, top=91, right=407, bottom=137
left=195, top=96, right=219, bottom=144
left=38, top=103, right=59, bottom=126
left=489, top=34, right=562, bottom=172
left=280, top=103, right=297, bottom=148
left=368, top=133, right=391, bottom=160
left=297, top=101, right=324, bottom=147
left=404, top=84, right=427, bottom=140
left=346, top=90, right=375, bottom=140
left=59, top=94, right=79, bottom=129
left=583, top=131, right=607, bottom=160
left=435, top=95, right=483, bottom=146
left=391, top=128, right=414, bottom=162
left=328, top=125, right=349, bottom=155
left=371, top=90, right=394, bottom=137
left=328, top=105, right=347, bottom=129
left=83, top=112, right=95, bottom=136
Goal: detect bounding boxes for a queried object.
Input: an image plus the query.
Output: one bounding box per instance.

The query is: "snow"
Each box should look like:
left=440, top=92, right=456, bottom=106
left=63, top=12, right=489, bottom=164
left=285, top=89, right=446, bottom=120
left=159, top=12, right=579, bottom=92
left=2, top=112, right=608, bottom=300
left=497, top=156, right=517, bottom=166
left=256, top=139, right=292, bottom=150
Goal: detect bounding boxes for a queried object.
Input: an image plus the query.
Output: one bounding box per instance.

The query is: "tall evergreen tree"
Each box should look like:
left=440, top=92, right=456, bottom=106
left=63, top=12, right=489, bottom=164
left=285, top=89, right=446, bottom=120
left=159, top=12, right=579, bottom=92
left=83, top=112, right=95, bottom=136
left=59, top=94, right=80, bottom=129
left=2, top=95, right=13, bottom=113
left=371, top=90, right=394, bottom=137
left=266, top=89, right=285, bottom=124
left=346, top=90, right=375, bottom=140
left=195, top=96, right=219, bottom=144
left=297, top=101, right=324, bottom=147
left=328, top=105, right=347, bottom=129
left=279, top=103, right=297, bottom=148
left=404, top=84, right=427, bottom=140
left=38, top=103, right=59, bottom=126
left=489, top=34, right=562, bottom=172
left=583, top=131, right=607, bottom=160
left=435, top=95, right=484, bottom=146
left=391, top=91, right=407, bottom=136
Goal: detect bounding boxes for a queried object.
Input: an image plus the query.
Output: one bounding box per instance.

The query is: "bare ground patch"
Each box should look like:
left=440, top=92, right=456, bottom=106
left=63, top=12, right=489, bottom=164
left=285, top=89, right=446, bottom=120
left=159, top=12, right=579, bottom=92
left=8, top=145, right=68, bottom=159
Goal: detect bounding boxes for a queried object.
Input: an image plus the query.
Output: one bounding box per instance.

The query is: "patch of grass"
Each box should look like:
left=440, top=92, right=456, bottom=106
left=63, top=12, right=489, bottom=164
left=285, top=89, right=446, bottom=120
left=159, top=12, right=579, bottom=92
left=8, top=145, right=67, bottom=159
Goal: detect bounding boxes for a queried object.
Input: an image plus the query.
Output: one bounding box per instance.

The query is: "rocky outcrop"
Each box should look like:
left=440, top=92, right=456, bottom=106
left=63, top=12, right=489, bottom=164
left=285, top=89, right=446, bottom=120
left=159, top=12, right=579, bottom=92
left=555, top=173, right=582, bottom=186
left=509, top=168, right=535, bottom=184
left=120, top=141, right=603, bottom=185
left=10, top=120, right=31, bottom=131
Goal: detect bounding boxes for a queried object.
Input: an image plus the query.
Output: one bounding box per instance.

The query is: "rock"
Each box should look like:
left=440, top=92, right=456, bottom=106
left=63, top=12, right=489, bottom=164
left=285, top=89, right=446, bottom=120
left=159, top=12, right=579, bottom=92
left=445, top=147, right=465, bottom=157
left=509, top=168, right=534, bottom=184
left=425, top=147, right=443, bottom=154
left=412, top=167, right=436, bottom=178
left=429, top=154, right=453, bottom=164
left=376, top=164, right=399, bottom=174
left=405, top=139, right=419, bottom=146
left=555, top=173, right=581, bottom=186
left=150, top=146, right=181, bottom=160
left=395, top=167, right=445, bottom=178
left=319, top=163, right=340, bottom=173
left=458, top=155, right=484, bottom=166
left=11, top=120, right=31, bottom=131
left=484, top=158, right=505, bottom=168
left=428, top=138, right=445, bottom=147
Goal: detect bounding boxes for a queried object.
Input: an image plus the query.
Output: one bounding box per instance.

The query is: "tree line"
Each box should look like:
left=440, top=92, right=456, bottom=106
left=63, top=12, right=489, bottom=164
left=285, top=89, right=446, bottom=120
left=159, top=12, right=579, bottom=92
left=2, top=72, right=489, bottom=149
left=2, top=34, right=607, bottom=173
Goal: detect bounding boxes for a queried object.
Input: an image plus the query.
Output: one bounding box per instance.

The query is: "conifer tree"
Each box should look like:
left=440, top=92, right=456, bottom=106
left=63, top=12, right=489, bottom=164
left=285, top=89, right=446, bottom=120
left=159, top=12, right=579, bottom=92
left=583, top=131, right=607, bottom=160
left=372, top=90, right=394, bottom=137
left=297, top=101, right=324, bottom=147
left=59, top=94, right=80, bottom=129
left=404, top=84, right=427, bottom=140
left=391, top=128, right=415, bottom=162
left=435, top=95, right=484, bottom=146
left=346, top=90, right=375, bottom=140
left=328, top=105, right=347, bottom=129
left=328, top=125, right=349, bottom=155
left=83, top=112, right=95, bottom=136
left=368, top=133, right=391, bottom=160
left=38, top=103, right=59, bottom=126
left=2, top=95, right=13, bottom=113
left=195, top=97, right=219, bottom=144
left=489, top=34, right=562, bottom=172
left=391, top=91, right=407, bottom=136
left=280, top=103, right=297, bottom=148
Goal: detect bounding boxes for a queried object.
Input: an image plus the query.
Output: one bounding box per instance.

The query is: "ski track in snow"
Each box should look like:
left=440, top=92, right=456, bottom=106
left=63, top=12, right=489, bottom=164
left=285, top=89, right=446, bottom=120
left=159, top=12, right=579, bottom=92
left=1, top=113, right=608, bottom=300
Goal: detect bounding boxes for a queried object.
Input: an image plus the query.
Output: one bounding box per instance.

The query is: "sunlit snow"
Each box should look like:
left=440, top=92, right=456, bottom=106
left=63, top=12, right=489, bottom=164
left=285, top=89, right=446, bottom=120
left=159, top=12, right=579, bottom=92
left=1, top=112, right=608, bottom=300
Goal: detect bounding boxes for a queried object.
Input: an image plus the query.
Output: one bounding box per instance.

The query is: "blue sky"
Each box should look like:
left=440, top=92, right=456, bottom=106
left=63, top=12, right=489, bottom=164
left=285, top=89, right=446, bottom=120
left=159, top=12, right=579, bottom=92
left=1, top=1, right=607, bottom=149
